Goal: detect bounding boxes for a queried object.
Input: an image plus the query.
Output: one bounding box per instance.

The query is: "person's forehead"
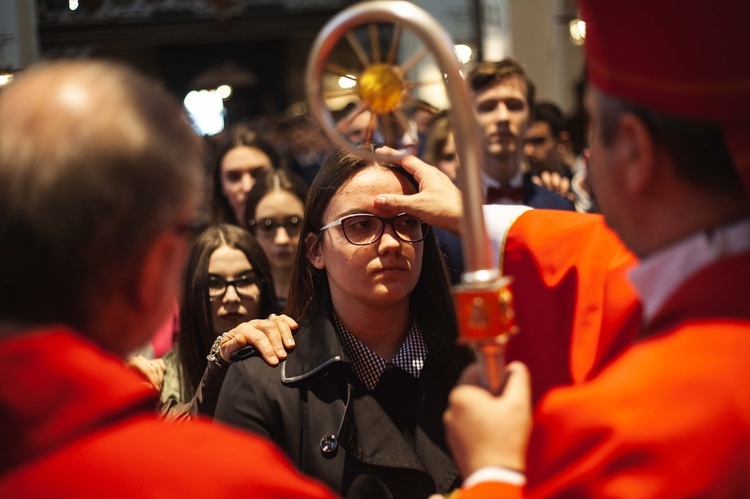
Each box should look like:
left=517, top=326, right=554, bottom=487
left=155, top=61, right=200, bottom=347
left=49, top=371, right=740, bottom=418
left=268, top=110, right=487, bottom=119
left=328, top=167, right=414, bottom=216
left=474, top=76, right=528, bottom=102
left=222, top=146, right=271, bottom=170
left=209, top=245, right=252, bottom=272
left=256, top=189, right=304, bottom=216
left=526, top=121, right=552, bottom=137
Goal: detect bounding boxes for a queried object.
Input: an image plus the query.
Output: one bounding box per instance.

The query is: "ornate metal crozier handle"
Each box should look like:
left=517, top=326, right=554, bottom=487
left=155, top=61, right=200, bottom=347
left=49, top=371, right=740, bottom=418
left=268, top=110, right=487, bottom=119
left=306, top=0, right=518, bottom=393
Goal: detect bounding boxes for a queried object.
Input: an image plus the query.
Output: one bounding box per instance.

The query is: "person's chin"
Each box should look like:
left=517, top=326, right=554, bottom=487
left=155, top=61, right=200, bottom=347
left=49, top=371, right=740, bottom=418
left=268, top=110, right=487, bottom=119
left=274, top=252, right=295, bottom=264
left=216, top=314, right=246, bottom=331
left=373, top=276, right=416, bottom=296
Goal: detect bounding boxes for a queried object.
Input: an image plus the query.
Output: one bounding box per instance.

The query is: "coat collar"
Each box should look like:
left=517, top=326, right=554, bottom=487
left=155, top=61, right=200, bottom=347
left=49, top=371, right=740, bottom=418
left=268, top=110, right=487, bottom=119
left=281, top=312, right=348, bottom=383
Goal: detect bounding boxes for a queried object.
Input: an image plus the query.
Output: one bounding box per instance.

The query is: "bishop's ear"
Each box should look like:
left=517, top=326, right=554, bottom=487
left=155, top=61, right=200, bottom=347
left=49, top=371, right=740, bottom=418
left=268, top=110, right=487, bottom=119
left=133, top=231, right=184, bottom=313
left=616, top=112, right=656, bottom=195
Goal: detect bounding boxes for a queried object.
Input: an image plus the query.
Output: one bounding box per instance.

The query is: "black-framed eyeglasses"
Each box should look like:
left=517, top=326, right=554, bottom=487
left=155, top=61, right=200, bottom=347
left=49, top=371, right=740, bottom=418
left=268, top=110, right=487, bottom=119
left=248, top=215, right=302, bottom=239
left=318, top=212, right=429, bottom=246
left=208, top=273, right=263, bottom=301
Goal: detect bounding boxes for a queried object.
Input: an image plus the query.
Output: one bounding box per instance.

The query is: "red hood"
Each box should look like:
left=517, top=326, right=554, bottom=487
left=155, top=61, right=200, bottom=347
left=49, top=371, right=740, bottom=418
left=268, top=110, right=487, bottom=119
left=0, top=327, right=158, bottom=475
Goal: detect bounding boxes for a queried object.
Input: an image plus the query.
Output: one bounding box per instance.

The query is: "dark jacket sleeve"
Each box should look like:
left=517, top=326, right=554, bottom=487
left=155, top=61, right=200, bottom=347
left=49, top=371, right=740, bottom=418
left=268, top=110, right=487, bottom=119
left=160, top=360, right=230, bottom=421
left=213, top=358, right=277, bottom=440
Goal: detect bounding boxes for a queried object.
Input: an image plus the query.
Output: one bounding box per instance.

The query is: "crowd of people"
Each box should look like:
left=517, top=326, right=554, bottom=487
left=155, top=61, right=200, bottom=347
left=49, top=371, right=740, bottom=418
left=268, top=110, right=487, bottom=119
left=1, top=0, right=749, bottom=497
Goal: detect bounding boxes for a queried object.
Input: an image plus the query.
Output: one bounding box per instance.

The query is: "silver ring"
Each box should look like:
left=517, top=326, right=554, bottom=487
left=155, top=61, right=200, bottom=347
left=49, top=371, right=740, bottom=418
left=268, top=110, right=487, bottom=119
left=147, top=362, right=152, bottom=368
left=268, top=313, right=277, bottom=320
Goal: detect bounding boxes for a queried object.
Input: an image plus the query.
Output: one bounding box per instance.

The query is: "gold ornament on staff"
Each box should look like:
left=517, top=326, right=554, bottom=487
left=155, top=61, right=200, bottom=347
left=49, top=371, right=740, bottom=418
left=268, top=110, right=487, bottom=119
left=305, top=0, right=518, bottom=394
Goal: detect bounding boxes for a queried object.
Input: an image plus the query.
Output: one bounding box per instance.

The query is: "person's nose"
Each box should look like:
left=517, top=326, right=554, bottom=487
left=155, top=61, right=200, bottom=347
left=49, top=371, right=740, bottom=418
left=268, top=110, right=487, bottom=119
left=223, top=283, right=241, bottom=304
left=524, top=141, right=535, bottom=156
left=494, top=102, right=509, bottom=123
left=241, top=173, right=253, bottom=194
left=273, top=226, right=292, bottom=244
left=377, top=222, right=402, bottom=254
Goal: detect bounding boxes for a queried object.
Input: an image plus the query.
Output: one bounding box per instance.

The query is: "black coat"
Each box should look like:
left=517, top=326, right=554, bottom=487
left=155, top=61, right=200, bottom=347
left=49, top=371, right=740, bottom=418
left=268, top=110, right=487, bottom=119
left=214, top=313, right=460, bottom=499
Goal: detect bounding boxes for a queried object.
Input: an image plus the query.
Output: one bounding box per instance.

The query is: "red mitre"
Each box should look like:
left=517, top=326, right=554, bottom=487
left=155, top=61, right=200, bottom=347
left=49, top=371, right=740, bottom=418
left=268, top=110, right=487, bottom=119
left=578, top=0, right=750, bottom=194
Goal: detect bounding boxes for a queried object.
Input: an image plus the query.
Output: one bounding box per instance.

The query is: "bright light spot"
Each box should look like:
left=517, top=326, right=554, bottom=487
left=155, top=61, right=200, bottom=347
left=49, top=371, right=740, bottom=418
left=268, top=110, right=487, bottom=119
left=184, top=90, right=225, bottom=136
left=286, top=101, right=307, bottom=117
left=338, top=75, right=357, bottom=89
left=216, top=84, right=233, bottom=100
left=69, top=0, right=79, bottom=10
left=569, top=19, right=586, bottom=45
left=59, top=83, right=89, bottom=109
left=454, top=44, right=474, bottom=64
left=0, top=73, right=13, bottom=87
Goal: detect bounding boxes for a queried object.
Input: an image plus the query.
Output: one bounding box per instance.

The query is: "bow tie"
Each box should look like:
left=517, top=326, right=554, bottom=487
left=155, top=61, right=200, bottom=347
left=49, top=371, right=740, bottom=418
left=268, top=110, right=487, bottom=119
left=486, top=185, right=525, bottom=204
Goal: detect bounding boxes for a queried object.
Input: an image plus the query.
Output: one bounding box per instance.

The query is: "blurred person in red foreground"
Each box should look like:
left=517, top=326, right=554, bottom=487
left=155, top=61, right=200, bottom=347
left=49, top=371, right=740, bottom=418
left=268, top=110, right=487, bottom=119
left=0, top=59, right=334, bottom=499
left=372, top=0, right=750, bottom=496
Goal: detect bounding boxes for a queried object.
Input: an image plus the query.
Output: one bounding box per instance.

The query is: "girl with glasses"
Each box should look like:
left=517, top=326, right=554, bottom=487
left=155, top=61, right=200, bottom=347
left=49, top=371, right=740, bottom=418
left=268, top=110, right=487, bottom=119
left=245, top=170, right=309, bottom=310
left=159, top=224, right=280, bottom=419
left=215, top=149, right=472, bottom=498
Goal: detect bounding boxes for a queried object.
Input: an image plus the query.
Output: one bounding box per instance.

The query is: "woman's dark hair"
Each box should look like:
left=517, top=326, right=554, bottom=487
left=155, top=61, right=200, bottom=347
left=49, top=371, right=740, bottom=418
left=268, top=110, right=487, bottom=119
left=177, top=224, right=280, bottom=397
left=210, top=125, right=284, bottom=225
left=243, top=169, right=309, bottom=231
left=286, top=149, right=471, bottom=382
left=423, top=110, right=452, bottom=166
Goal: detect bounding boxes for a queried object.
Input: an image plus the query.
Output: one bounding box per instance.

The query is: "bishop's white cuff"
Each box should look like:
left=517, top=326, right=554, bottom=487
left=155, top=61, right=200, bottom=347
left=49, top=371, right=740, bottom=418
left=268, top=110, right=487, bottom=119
left=463, top=465, right=527, bottom=488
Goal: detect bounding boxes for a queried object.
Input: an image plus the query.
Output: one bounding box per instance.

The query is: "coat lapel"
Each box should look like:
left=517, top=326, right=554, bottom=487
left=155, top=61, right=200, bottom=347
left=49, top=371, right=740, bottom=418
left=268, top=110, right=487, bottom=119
left=282, top=314, right=459, bottom=490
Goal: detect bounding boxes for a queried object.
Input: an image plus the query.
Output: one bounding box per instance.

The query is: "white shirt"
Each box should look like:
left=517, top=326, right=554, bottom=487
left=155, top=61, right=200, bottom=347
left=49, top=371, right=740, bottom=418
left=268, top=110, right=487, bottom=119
left=629, top=217, right=750, bottom=324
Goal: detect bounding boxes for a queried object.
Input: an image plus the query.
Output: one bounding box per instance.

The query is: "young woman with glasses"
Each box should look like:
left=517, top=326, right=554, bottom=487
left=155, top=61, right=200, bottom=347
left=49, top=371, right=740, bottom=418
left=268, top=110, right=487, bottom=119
left=245, top=169, right=309, bottom=310
left=159, top=224, right=282, bottom=419
left=215, top=149, right=472, bottom=498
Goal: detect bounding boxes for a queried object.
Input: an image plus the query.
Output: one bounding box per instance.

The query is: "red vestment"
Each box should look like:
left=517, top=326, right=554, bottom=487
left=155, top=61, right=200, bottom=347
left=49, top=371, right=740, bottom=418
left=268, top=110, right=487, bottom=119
left=0, top=327, right=336, bottom=499
left=462, top=210, right=750, bottom=497
left=502, top=210, right=640, bottom=402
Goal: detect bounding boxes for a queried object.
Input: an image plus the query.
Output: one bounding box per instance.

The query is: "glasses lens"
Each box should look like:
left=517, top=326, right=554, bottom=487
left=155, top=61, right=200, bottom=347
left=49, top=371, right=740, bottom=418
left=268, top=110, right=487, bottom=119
left=207, top=277, right=226, bottom=297
left=256, top=218, right=276, bottom=237
left=254, top=217, right=303, bottom=238
left=233, top=274, right=261, bottom=296
left=342, top=215, right=382, bottom=245
left=394, top=214, right=425, bottom=242
left=284, top=216, right=302, bottom=237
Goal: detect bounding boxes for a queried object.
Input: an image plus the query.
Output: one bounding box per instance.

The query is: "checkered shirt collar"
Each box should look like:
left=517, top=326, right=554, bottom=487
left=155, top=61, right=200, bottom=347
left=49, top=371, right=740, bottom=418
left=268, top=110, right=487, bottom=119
left=332, top=313, right=429, bottom=391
